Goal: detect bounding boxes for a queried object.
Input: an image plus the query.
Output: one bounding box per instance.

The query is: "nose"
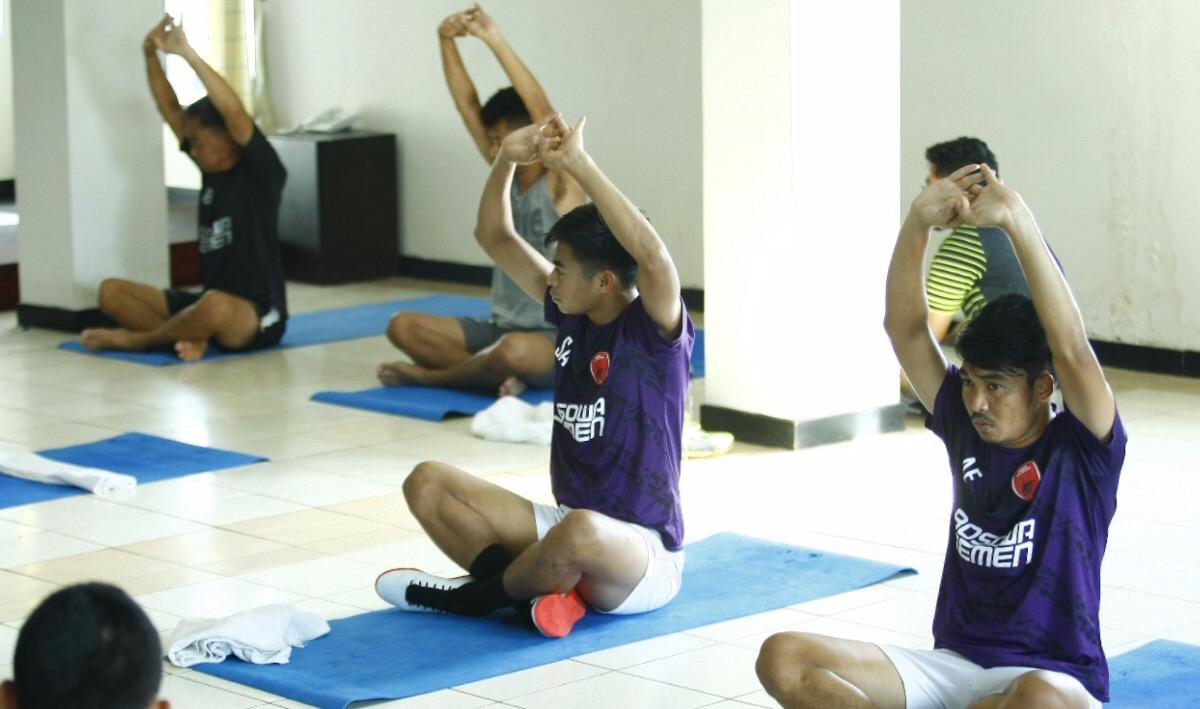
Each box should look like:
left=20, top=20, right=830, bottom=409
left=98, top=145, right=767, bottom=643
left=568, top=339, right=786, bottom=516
left=964, top=386, right=988, bottom=414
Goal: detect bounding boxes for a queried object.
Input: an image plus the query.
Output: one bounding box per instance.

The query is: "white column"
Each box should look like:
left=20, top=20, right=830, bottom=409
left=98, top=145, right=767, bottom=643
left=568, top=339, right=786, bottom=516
left=701, top=0, right=901, bottom=447
left=12, top=0, right=167, bottom=323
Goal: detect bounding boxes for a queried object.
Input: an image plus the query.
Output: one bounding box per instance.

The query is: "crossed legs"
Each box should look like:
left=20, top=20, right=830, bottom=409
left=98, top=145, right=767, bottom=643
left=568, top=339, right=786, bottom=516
left=377, top=313, right=554, bottom=396
left=401, top=461, right=649, bottom=611
left=81, top=278, right=260, bottom=361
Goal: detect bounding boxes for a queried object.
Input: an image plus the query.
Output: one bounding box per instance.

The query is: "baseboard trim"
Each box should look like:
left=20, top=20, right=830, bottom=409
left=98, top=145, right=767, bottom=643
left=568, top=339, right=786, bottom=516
left=700, top=402, right=907, bottom=450
left=396, top=256, right=706, bottom=312
left=0, top=180, right=14, bottom=201
left=17, top=303, right=114, bottom=332
left=1091, top=339, right=1200, bottom=378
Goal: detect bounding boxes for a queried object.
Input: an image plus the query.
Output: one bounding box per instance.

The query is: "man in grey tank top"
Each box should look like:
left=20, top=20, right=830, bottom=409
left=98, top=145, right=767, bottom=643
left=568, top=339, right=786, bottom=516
left=378, top=4, right=586, bottom=395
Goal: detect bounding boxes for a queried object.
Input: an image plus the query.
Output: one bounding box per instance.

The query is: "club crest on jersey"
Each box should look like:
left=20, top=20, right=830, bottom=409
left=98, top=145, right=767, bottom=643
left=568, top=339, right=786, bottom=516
left=590, top=352, right=611, bottom=385
left=1011, top=460, right=1042, bottom=501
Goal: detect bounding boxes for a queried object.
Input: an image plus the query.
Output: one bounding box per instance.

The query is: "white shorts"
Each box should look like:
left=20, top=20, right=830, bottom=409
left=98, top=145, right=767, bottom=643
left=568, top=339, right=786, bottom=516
left=878, top=645, right=1102, bottom=709
left=532, top=503, right=684, bottom=615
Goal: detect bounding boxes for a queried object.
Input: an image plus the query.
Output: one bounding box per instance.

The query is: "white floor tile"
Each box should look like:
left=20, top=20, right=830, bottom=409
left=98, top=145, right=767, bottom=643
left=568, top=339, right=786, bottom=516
left=454, top=660, right=607, bottom=701
left=504, top=670, right=720, bottom=709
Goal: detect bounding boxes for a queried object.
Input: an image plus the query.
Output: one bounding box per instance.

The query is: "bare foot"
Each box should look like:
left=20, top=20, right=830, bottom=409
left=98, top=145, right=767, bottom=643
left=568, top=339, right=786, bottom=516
left=377, top=361, right=428, bottom=387
left=174, top=340, right=209, bottom=362
left=80, top=328, right=140, bottom=352
left=498, top=375, right=528, bottom=398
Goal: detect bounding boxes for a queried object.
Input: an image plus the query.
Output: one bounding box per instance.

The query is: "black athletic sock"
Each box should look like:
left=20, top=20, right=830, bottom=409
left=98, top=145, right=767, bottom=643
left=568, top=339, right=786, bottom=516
left=406, top=574, right=517, bottom=617
left=469, top=544, right=513, bottom=581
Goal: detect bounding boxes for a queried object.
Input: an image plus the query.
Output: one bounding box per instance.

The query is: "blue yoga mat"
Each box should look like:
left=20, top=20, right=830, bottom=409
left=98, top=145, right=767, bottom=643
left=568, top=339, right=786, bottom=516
left=0, top=433, right=266, bottom=508
left=691, top=328, right=705, bottom=378
left=57, top=294, right=491, bottom=366
left=195, top=532, right=913, bottom=708
left=312, top=386, right=555, bottom=422
left=1108, top=639, right=1200, bottom=708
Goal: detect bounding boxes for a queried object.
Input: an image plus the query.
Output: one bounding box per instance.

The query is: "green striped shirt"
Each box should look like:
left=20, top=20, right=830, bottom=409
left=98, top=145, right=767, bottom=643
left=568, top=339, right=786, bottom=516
left=927, top=224, right=988, bottom=320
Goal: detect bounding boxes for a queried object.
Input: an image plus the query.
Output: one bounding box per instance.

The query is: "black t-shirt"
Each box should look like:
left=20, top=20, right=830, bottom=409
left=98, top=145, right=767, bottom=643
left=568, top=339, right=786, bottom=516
left=197, top=127, right=288, bottom=319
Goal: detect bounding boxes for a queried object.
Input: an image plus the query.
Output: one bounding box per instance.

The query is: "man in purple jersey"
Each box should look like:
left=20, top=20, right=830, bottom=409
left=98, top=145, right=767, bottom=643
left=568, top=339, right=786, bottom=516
left=374, top=114, right=694, bottom=639
left=756, top=164, right=1121, bottom=709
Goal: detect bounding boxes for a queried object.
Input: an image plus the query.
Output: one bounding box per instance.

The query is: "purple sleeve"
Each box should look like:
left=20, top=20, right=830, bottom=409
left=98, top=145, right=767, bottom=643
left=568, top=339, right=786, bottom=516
left=924, top=365, right=965, bottom=441
left=622, top=297, right=695, bottom=358
left=1058, top=406, right=1127, bottom=480
left=240, top=127, right=287, bottom=193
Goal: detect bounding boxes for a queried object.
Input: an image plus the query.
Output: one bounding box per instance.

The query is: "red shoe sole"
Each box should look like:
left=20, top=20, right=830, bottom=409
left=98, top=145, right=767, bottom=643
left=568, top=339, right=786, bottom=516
left=531, top=588, right=587, bottom=639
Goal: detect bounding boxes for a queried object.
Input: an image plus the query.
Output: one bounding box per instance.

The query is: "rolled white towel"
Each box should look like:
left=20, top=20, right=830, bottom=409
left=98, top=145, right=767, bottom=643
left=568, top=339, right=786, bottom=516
left=470, top=396, right=554, bottom=445
left=0, top=448, right=136, bottom=495
left=167, top=604, right=330, bottom=667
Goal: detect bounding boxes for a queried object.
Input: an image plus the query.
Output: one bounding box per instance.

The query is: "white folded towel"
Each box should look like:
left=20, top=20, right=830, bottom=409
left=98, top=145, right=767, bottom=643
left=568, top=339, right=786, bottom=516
left=167, top=604, right=330, bottom=668
left=470, top=396, right=554, bottom=445
left=0, top=447, right=136, bottom=495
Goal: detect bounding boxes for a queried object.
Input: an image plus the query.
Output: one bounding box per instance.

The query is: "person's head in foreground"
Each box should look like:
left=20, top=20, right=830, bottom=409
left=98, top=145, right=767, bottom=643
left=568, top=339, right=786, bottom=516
left=481, top=87, right=532, bottom=161
left=545, top=203, right=639, bottom=316
left=1, top=583, right=169, bottom=709
left=955, top=293, right=1055, bottom=447
left=926, top=135, right=998, bottom=182
left=181, top=96, right=241, bottom=173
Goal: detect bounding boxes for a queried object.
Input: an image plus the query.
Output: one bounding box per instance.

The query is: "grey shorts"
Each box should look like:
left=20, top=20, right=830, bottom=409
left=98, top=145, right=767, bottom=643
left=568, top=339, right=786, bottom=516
left=456, top=317, right=557, bottom=388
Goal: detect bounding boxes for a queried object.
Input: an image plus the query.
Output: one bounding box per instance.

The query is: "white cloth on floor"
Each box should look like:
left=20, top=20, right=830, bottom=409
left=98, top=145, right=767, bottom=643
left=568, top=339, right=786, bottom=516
left=470, top=396, right=554, bottom=445
left=0, top=447, right=136, bottom=495
left=167, top=604, right=330, bottom=668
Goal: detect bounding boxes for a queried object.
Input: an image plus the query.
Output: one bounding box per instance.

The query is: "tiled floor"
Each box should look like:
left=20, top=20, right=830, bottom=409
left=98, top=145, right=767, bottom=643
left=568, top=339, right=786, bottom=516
left=2, top=277, right=1199, bottom=707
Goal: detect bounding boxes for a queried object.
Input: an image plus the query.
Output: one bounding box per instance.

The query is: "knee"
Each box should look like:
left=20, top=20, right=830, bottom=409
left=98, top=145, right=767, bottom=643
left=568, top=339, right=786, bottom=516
left=387, top=312, right=421, bottom=348
left=756, top=633, right=826, bottom=702
left=97, top=278, right=125, bottom=310
left=544, top=509, right=605, bottom=565
left=1003, top=670, right=1093, bottom=709
left=192, top=291, right=234, bottom=328
left=403, top=461, right=447, bottom=513
left=487, top=335, right=538, bottom=373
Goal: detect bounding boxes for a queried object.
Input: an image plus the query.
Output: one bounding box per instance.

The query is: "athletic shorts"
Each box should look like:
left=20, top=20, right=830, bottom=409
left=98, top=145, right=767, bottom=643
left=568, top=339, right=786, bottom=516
left=456, top=317, right=557, bottom=388
left=164, top=288, right=287, bottom=351
left=878, top=645, right=1102, bottom=709
left=532, top=503, right=685, bottom=615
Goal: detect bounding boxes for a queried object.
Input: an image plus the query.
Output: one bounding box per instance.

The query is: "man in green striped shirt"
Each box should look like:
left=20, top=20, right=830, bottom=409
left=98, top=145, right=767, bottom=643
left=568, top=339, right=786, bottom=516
left=924, top=138, right=1031, bottom=342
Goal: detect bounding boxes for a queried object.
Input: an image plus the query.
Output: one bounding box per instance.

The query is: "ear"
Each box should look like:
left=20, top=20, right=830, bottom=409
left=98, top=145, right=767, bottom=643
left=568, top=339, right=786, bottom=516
left=1034, top=370, right=1055, bottom=403
left=1, top=680, right=18, bottom=709
left=154, top=699, right=171, bottom=709
left=596, top=269, right=614, bottom=292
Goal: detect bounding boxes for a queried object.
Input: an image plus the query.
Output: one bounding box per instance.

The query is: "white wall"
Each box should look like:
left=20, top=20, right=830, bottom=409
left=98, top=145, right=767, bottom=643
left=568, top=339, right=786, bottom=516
left=0, top=0, right=14, bottom=180
left=262, top=0, right=704, bottom=288
left=13, top=0, right=168, bottom=308
left=903, top=1, right=1200, bottom=350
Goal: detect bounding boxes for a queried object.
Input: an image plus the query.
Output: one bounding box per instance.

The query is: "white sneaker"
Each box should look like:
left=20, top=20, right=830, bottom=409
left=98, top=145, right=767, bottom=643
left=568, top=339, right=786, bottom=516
left=375, top=568, right=470, bottom=612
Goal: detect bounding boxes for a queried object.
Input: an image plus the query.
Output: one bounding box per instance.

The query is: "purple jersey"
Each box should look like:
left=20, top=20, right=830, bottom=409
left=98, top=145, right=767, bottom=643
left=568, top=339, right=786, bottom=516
left=545, top=294, right=694, bottom=551
left=926, top=366, right=1126, bottom=702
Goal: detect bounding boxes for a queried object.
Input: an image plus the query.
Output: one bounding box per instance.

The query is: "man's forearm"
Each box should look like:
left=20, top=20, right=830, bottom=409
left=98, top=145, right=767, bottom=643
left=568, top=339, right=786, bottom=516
left=475, top=157, right=519, bottom=248
left=1002, top=207, right=1090, bottom=357
left=561, top=153, right=664, bottom=267
left=144, top=49, right=181, bottom=123
left=183, top=50, right=250, bottom=131
left=885, top=213, right=934, bottom=337
left=485, top=32, right=552, bottom=119
left=440, top=38, right=481, bottom=116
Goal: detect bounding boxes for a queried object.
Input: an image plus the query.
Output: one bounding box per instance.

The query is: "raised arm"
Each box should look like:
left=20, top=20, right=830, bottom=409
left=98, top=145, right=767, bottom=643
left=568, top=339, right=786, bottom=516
left=542, top=117, right=682, bottom=338
left=885, top=165, right=983, bottom=410
left=968, top=165, right=1116, bottom=440
left=439, top=10, right=492, bottom=162
left=156, top=19, right=254, bottom=146
left=143, top=16, right=185, bottom=142
left=473, top=119, right=556, bottom=301
left=465, top=5, right=553, bottom=122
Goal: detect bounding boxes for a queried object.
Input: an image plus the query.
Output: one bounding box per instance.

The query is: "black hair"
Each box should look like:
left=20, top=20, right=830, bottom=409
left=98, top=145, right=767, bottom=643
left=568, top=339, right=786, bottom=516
left=184, top=96, right=226, bottom=130
left=955, top=294, right=1052, bottom=385
left=546, top=203, right=638, bottom=289
left=14, top=583, right=163, bottom=709
left=480, top=87, right=531, bottom=129
left=925, top=136, right=998, bottom=178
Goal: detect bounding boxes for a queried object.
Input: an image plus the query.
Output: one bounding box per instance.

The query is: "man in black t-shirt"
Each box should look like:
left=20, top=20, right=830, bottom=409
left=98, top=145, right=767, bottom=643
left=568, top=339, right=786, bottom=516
left=81, top=15, right=287, bottom=361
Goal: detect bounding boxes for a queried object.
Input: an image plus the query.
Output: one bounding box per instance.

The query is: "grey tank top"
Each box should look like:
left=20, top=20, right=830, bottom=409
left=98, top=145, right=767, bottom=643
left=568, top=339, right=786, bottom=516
left=491, top=173, right=560, bottom=330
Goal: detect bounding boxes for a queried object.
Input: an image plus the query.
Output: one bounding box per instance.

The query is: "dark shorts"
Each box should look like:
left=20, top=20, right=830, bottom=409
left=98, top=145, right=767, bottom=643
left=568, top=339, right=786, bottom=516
left=164, top=288, right=287, bottom=352
left=456, top=317, right=557, bottom=389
